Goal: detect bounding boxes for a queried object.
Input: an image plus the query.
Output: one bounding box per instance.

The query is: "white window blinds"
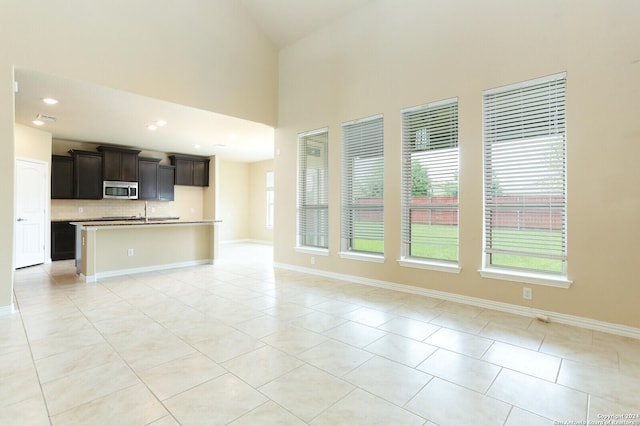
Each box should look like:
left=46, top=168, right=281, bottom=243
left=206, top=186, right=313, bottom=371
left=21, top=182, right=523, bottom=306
left=297, top=129, right=329, bottom=248
left=341, top=115, right=384, bottom=254
left=401, top=99, right=459, bottom=262
left=483, top=73, right=567, bottom=274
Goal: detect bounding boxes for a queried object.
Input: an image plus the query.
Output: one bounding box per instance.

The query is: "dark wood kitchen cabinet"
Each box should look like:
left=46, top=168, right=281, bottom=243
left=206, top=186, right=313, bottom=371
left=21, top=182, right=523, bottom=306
left=158, top=165, right=175, bottom=201
left=138, top=159, right=174, bottom=201
left=51, top=221, right=75, bottom=261
left=169, top=155, right=209, bottom=186
left=69, top=150, right=103, bottom=199
left=98, top=146, right=140, bottom=182
left=51, top=155, right=74, bottom=199
left=138, top=157, right=161, bottom=200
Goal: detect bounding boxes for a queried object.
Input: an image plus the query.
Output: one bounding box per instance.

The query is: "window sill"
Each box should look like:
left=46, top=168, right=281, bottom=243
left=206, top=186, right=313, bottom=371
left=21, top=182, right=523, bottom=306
left=479, top=267, right=572, bottom=288
left=295, top=246, right=329, bottom=256
left=339, top=251, right=385, bottom=263
left=398, top=258, right=461, bottom=274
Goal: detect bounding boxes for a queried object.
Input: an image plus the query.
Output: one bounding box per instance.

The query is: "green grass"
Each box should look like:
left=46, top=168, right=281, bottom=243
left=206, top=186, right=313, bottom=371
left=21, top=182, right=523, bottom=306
left=350, top=221, right=384, bottom=253
left=490, top=228, right=564, bottom=273
left=490, top=253, right=563, bottom=273
left=350, top=222, right=564, bottom=273
left=351, top=239, right=384, bottom=253
left=409, top=224, right=458, bottom=261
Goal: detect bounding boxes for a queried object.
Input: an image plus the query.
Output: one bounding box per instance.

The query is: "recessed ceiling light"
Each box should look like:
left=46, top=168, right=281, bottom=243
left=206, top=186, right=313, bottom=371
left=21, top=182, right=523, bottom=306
left=194, top=144, right=201, bottom=149
left=147, top=124, right=158, bottom=131
left=156, top=120, right=167, bottom=127
left=213, top=143, right=227, bottom=148
left=32, top=120, right=45, bottom=126
left=228, top=133, right=237, bottom=140
left=41, top=97, right=58, bottom=105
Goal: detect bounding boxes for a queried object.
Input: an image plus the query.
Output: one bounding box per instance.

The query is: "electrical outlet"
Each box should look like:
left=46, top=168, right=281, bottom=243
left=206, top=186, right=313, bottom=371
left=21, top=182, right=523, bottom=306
left=523, top=287, right=532, bottom=300
left=310, top=256, right=315, bottom=265
left=78, top=207, right=84, bottom=213
left=127, top=248, right=134, bottom=257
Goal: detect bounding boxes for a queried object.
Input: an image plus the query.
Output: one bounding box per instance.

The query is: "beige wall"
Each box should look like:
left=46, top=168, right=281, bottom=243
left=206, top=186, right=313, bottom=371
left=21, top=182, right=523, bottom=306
left=275, top=0, right=640, bottom=328
left=249, top=159, right=274, bottom=243
left=15, top=123, right=52, bottom=162
left=3, top=1, right=278, bottom=126
left=1, top=66, right=15, bottom=308
left=216, top=159, right=250, bottom=242
left=0, top=0, right=277, bottom=309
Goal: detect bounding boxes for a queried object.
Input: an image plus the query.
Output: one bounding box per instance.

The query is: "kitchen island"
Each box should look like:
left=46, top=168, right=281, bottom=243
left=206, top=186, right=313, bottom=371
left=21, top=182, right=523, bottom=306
left=71, top=219, right=221, bottom=282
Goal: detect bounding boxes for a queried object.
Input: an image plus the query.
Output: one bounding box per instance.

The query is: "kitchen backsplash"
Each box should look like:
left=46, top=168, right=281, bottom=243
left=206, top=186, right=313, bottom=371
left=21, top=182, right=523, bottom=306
left=51, top=186, right=205, bottom=221
left=51, top=199, right=184, bottom=221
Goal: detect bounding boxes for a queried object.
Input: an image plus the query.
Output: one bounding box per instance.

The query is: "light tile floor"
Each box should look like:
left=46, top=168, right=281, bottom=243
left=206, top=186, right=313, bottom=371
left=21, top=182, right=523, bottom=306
left=2, top=243, right=640, bottom=425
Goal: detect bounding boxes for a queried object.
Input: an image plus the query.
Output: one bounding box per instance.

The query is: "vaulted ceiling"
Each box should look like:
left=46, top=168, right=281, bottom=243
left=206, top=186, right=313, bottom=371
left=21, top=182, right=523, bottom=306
left=241, top=0, right=372, bottom=48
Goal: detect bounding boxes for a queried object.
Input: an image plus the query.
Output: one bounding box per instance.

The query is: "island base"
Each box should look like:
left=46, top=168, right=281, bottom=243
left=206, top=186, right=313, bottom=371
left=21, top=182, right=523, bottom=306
left=77, top=222, right=219, bottom=282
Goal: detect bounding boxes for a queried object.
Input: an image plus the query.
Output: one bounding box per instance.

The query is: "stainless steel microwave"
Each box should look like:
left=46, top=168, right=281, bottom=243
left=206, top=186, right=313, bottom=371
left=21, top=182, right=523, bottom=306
left=103, top=181, right=138, bottom=200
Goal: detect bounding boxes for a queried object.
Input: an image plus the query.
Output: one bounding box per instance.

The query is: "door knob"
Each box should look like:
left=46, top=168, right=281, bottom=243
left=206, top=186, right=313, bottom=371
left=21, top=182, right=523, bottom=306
left=17, top=218, right=26, bottom=222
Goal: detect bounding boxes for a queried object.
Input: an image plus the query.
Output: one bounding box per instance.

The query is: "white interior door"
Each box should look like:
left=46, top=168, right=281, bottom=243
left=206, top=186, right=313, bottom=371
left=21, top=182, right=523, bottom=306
left=15, top=159, right=47, bottom=269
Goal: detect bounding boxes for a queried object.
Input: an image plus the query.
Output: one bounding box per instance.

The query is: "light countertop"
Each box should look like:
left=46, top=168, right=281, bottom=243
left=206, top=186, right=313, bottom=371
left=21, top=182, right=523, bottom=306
left=70, top=219, right=221, bottom=227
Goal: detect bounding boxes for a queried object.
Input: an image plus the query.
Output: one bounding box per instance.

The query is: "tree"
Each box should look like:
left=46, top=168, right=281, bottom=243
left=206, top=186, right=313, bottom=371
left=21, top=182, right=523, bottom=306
left=443, top=172, right=459, bottom=197
left=412, top=161, right=432, bottom=196
left=490, top=172, right=503, bottom=196
left=355, top=158, right=384, bottom=198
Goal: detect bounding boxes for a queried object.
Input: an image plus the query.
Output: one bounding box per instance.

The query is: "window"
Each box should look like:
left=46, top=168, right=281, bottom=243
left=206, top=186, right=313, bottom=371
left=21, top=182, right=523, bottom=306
left=266, top=171, right=274, bottom=229
left=483, top=73, right=567, bottom=276
left=401, top=98, right=459, bottom=264
left=297, top=129, right=328, bottom=248
left=341, top=114, right=384, bottom=256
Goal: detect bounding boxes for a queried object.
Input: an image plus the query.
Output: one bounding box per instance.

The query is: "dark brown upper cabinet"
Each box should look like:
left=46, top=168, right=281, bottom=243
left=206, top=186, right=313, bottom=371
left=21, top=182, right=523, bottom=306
left=69, top=150, right=103, bottom=199
left=169, top=155, right=209, bottom=186
left=138, top=157, right=161, bottom=200
left=98, top=146, right=140, bottom=182
left=51, top=155, right=74, bottom=199
left=138, top=158, right=175, bottom=201
left=158, top=165, right=175, bottom=201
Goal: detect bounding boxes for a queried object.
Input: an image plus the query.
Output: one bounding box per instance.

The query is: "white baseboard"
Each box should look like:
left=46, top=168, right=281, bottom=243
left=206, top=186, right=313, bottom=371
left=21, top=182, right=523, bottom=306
left=274, top=262, right=640, bottom=340
left=0, top=304, right=15, bottom=316
left=246, top=239, right=273, bottom=246
left=220, top=239, right=251, bottom=245
left=220, top=239, right=273, bottom=246
left=85, top=259, right=214, bottom=283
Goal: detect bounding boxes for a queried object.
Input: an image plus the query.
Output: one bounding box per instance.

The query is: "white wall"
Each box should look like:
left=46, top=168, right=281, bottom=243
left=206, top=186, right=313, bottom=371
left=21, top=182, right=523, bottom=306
left=0, top=1, right=278, bottom=309
left=275, top=0, right=640, bottom=328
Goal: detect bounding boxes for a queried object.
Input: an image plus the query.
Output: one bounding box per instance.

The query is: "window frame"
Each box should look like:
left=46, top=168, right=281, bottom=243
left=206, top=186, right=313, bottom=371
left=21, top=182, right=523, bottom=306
left=296, top=128, right=329, bottom=251
left=481, top=72, right=571, bottom=287
left=340, top=114, right=385, bottom=261
left=399, top=98, right=460, bottom=272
